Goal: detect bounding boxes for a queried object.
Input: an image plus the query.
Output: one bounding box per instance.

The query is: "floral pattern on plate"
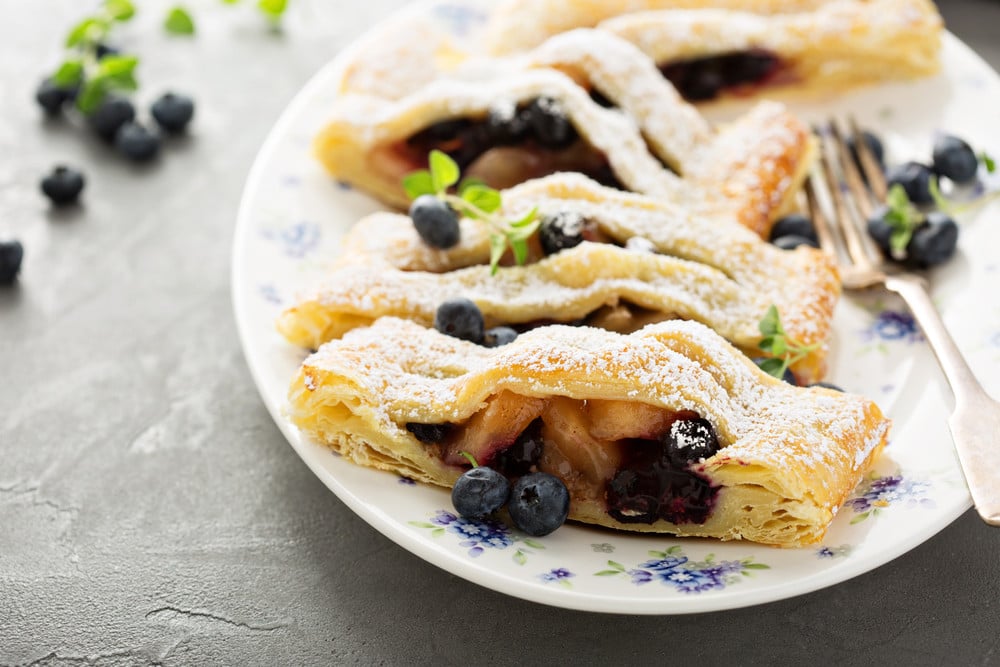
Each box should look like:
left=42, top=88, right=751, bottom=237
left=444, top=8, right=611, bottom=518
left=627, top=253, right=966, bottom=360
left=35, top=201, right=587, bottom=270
left=595, top=546, right=769, bottom=594
left=847, top=472, right=934, bottom=523
left=410, top=510, right=546, bottom=564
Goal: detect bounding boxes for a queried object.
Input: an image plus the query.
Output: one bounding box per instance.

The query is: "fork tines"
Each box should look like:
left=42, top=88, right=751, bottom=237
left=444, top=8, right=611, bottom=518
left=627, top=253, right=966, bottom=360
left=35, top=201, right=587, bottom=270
left=804, top=117, right=889, bottom=277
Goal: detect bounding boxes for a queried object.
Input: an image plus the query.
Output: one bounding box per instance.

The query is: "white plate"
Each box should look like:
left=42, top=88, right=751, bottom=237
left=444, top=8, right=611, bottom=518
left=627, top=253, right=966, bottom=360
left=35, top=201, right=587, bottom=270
left=232, top=2, right=1000, bottom=614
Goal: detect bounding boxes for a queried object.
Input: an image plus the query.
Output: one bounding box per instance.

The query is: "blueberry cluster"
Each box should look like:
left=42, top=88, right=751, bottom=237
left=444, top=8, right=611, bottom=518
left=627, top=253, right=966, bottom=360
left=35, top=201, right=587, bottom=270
left=768, top=130, right=983, bottom=269
left=451, top=464, right=570, bottom=537
left=606, top=416, right=721, bottom=525
left=659, top=50, right=781, bottom=102
left=407, top=96, right=578, bottom=171
left=433, top=298, right=518, bottom=348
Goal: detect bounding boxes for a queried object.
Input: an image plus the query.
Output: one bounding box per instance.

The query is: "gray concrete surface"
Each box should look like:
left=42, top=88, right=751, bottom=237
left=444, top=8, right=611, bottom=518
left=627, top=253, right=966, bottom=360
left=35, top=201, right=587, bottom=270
left=2, top=0, right=999, bottom=664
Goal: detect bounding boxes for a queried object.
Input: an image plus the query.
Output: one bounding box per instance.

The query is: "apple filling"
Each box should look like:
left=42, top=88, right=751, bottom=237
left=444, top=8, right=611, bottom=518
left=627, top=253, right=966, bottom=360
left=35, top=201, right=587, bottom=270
left=407, top=390, right=722, bottom=526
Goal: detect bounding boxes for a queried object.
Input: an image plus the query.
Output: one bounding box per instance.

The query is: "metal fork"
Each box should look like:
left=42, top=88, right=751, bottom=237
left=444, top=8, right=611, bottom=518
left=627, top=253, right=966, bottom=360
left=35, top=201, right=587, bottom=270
left=805, top=117, right=1000, bottom=526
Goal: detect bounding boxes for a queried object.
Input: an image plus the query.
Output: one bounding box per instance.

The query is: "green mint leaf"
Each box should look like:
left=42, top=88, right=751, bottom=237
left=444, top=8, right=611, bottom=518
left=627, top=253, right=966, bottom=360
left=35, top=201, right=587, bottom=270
left=164, top=6, right=196, bottom=34
left=889, top=226, right=912, bottom=254
left=510, top=238, right=529, bottom=265
left=66, top=17, right=108, bottom=48
left=928, top=176, right=958, bottom=216
left=458, top=177, right=486, bottom=195
left=460, top=184, right=502, bottom=214
left=509, top=206, right=539, bottom=228
left=97, top=54, right=138, bottom=77
left=757, top=335, right=775, bottom=354
left=488, top=234, right=507, bottom=276
left=52, top=60, right=84, bottom=87
left=105, top=0, right=136, bottom=21
left=757, top=357, right=787, bottom=379
left=758, top=304, right=780, bottom=337
left=886, top=183, right=910, bottom=213
left=506, top=217, right=541, bottom=243
left=75, top=78, right=108, bottom=115
left=429, top=149, right=460, bottom=193
left=402, top=170, right=434, bottom=200
left=980, top=151, right=996, bottom=174
left=257, top=0, right=288, bottom=20
left=769, top=336, right=788, bottom=357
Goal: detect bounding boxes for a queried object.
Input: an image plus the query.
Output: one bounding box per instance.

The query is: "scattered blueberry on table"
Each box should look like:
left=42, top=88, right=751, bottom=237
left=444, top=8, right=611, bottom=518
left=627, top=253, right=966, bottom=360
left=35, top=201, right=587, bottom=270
left=0, top=240, right=24, bottom=285
left=40, top=165, right=85, bottom=206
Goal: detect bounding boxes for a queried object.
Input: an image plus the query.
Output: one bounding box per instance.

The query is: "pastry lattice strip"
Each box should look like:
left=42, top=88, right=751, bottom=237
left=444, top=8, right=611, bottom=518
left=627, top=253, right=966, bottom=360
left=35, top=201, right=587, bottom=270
left=289, top=317, right=889, bottom=547
left=280, top=173, right=840, bottom=383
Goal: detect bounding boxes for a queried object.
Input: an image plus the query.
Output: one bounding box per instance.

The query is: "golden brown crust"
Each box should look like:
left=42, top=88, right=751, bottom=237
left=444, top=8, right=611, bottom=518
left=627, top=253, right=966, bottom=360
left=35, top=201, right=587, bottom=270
left=288, top=318, right=889, bottom=547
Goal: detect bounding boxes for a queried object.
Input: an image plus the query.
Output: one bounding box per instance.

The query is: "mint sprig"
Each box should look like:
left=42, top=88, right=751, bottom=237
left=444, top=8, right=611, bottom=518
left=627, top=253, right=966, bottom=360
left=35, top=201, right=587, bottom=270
left=981, top=151, right=997, bottom=174
left=756, top=305, right=818, bottom=380
left=75, top=55, right=139, bottom=114
left=882, top=184, right=923, bottom=257
left=164, top=6, right=196, bottom=35
left=403, top=150, right=542, bottom=275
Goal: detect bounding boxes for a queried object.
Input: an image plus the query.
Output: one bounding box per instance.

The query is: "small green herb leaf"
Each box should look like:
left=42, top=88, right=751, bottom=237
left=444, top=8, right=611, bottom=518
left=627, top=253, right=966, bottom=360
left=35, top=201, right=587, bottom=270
left=757, top=357, right=788, bottom=379
left=104, top=0, right=136, bottom=21
left=66, top=17, right=108, bottom=48
left=506, top=218, right=541, bottom=243
left=981, top=151, right=996, bottom=174
left=758, top=304, right=781, bottom=337
left=488, top=234, right=507, bottom=275
left=509, top=206, right=539, bottom=228
left=257, top=0, right=288, bottom=20
left=164, top=6, right=196, bottom=34
left=882, top=183, right=923, bottom=255
left=428, top=149, right=459, bottom=193
left=95, top=55, right=139, bottom=91
left=402, top=170, right=435, bottom=200
left=458, top=177, right=486, bottom=195
left=75, top=78, right=107, bottom=114
left=510, top=238, right=529, bottom=265
left=460, top=184, right=502, bottom=214
left=52, top=59, right=84, bottom=88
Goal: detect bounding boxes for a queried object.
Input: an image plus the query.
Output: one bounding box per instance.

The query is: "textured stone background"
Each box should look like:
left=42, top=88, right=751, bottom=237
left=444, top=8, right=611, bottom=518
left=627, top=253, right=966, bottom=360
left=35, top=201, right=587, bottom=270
left=2, top=0, right=999, bottom=664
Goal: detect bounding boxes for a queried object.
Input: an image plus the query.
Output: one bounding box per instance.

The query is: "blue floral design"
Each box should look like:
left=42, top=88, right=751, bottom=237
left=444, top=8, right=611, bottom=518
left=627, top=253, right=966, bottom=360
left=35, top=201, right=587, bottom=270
left=260, top=221, right=320, bottom=259
left=258, top=283, right=282, bottom=305
left=861, top=309, right=923, bottom=344
left=432, top=4, right=488, bottom=36
left=817, top=544, right=852, bottom=559
left=596, top=547, right=768, bottom=593
left=539, top=568, right=575, bottom=588
left=410, top=510, right=546, bottom=563
left=847, top=473, right=933, bottom=523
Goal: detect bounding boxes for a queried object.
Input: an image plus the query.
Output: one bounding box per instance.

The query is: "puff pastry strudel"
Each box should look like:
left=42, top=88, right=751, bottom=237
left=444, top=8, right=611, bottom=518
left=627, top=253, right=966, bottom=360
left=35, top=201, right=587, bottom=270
left=277, top=173, right=840, bottom=384
left=289, top=317, right=890, bottom=547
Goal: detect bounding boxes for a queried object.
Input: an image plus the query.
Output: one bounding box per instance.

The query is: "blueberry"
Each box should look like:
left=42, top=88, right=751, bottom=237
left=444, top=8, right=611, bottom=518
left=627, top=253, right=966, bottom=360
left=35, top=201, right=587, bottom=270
left=95, top=42, right=120, bottom=59
left=682, top=68, right=723, bottom=101
left=886, top=161, right=934, bottom=205
left=589, top=88, right=615, bottom=108
left=405, top=422, right=453, bottom=444
left=89, top=96, right=136, bottom=141
left=525, top=97, right=577, bottom=149
left=809, top=381, right=843, bottom=392
left=40, top=165, right=85, bottom=206
left=0, top=240, right=24, bottom=285
left=932, top=134, right=978, bottom=185
left=494, top=419, right=543, bottom=478
left=538, top=211, right=586, bottom=255
left=772, top=234, right=819, bottom=250
left=662, top=417, right=719, bottom=467
left=848, top=130, right=885, bottom=170
left=866, top=205, right=894, bottom=254
left=483, top=326, right=518, bottom=347
left=724, top=52, right=778, bottom=85
left=485, top=103, right=529, bottom=145
left=150, top=92, right=195, bottom=134
left=452, top=467, right=510, bottom=519
left=907, top=211, right=958, bottom=267
left=434, top=298, right=484, bottom=343
left=507, top=472, right=570, bottom=536
left=35, top=77, right=75, bottom=115
left=409, top=195, right=460, bottom=249
left=769, top=213, right=818, bottom=244
left=114, top=122, right=161, bottom=162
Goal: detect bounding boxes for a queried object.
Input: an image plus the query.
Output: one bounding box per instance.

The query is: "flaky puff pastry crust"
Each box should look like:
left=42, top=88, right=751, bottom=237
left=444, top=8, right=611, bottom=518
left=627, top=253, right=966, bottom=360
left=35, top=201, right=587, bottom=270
left=289, top=318, right=889, bottom=547
left=315, top=31, right=814, bottom=236
left=278, top=173, right=840, bottom=384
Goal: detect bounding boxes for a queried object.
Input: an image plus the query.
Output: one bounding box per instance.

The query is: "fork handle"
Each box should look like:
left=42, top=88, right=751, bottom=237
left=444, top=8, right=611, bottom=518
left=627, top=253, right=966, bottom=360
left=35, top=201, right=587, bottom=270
left=885, top=273, right=1000, bottom=525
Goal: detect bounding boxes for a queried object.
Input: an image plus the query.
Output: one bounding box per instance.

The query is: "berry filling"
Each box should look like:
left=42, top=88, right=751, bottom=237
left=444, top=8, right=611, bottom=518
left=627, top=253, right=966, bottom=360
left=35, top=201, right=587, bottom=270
left=388, top=98, right=625, bottom=192
left=657, top=49, right=789, bottom=102
left=409, top=392, right=722, bottom=526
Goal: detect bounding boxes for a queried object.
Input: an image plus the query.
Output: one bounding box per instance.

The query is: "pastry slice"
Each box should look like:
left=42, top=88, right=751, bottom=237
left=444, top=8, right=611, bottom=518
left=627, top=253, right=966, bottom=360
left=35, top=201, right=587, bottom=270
left=314, top=59, right=813, bottom=235
left=277, top=173, right=840, bottom=383
left=599, top=0, right=942, bottom=102
left=288, top=317, right=890, bottom=547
